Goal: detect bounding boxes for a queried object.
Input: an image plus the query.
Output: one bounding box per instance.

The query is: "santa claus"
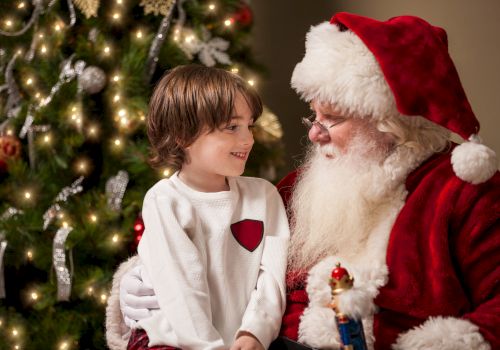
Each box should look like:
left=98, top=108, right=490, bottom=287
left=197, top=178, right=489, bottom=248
left=106, top=12, right=499, bottom=350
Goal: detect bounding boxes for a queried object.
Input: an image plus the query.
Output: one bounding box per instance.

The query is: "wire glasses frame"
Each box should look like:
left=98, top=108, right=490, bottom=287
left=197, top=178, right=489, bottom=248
left=301, top=114, right=346, bottom=136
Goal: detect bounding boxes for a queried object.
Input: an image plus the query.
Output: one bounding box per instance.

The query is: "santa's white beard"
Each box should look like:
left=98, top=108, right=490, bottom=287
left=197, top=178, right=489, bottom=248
left=288, top=139, right=405, bottom=272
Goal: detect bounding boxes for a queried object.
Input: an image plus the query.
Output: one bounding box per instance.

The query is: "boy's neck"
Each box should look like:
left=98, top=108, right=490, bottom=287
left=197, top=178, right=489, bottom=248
left=177, top=170, right=230, bottom=193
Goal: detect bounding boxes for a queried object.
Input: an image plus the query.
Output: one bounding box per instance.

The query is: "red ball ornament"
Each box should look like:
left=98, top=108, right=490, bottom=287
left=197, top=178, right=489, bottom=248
left=232, top=2, right=253, bottom=27
left=0, top=134, right=22, bottom=173
left=133, top=214, right=145, bottom=244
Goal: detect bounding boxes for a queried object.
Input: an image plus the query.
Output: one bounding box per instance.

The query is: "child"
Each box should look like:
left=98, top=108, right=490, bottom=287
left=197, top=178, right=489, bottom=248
left=121, top=65, right=290, bottom=350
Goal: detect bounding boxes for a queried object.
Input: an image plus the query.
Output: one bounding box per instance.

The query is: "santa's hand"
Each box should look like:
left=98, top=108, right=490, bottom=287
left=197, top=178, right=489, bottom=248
left=119, top=264, right=159, bottom=328
left=298, top=306, right=341, bottom=349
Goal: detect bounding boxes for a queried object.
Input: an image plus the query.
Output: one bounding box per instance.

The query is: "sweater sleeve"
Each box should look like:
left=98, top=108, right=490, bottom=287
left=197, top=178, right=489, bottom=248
left=237, top=184, right=290, bottom=348
left=138, top=191, right=225, bottom=350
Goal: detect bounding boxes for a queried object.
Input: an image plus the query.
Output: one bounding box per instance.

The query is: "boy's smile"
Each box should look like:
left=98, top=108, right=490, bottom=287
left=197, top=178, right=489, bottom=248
left=230, top=151, right=250, bottom=160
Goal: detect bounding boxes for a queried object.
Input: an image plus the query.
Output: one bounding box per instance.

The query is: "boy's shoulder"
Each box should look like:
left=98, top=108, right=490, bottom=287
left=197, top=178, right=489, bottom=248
left=143, top=178, right=181, bottom=202
left=146, top=178, right=173, bottom=195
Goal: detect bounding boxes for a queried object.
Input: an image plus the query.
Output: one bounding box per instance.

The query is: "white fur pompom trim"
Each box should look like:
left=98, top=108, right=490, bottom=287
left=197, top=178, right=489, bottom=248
left=291, top=22, right=399, bottom=120
left=298, top=306, right=341, bottom=349
left=451, top=136, right=498, bottom=184
left=393, top=316, right=491, bottom=350
left=105, top=255, right=140, bottom=350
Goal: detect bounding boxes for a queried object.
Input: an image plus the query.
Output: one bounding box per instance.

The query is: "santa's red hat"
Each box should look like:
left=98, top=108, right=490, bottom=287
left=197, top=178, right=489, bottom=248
left=291, top=12, right=497, bottom=184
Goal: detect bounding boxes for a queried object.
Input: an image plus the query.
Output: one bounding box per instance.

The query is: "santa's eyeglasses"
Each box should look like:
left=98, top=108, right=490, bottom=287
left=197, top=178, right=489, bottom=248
left=301, top=114, right=346, bottom=135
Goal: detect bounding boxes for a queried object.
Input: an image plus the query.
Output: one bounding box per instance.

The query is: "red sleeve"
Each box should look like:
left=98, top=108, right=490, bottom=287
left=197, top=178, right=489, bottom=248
left=453, top=173, right=500, bottom=347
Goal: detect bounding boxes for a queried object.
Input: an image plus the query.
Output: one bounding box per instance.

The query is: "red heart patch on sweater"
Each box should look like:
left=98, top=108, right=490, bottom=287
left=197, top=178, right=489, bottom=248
left=230, top=219, right=264, bottom=252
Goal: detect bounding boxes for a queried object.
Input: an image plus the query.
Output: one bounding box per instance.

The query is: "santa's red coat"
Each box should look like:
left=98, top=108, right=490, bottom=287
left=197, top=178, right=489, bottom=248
left=276, top=150, right=500, bottom=349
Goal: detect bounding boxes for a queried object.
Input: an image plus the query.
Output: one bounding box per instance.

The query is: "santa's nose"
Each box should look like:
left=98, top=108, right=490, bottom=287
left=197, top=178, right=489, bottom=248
left=308, top=124, right=331, bottom=144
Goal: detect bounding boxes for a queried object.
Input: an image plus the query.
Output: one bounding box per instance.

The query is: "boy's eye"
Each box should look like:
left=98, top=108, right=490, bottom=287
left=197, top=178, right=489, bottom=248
left=225, top=124, right=238, bottom=131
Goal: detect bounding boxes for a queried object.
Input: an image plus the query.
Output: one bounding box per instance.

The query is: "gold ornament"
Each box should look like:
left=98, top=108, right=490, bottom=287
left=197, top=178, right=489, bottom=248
left=73, top=0, right=100, bottom=19
left=253, top=106, right=283, bottom=144
left=140, top=0, right=176, bottom=16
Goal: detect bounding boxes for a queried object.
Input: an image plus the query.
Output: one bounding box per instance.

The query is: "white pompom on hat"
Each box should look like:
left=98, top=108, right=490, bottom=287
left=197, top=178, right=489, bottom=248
left=291, top=12, right=498, bottom=184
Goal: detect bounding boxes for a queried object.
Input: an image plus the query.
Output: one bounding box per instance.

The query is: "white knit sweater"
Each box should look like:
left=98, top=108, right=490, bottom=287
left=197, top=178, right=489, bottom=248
left=137, top=173, right=290, bottom=349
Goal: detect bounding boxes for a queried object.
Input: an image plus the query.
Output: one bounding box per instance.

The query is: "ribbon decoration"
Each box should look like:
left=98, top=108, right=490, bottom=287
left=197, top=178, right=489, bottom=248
left=19, top=56, right=86, bottom=168
left=53, top=226, right=73, bottom=301
left=43, top=176, right=84, bottom=230
left=0, top=240, right=7, bottom=299
left=0, top=207, right=22, bottom=299
left=144, top=0, right=177, bottom=82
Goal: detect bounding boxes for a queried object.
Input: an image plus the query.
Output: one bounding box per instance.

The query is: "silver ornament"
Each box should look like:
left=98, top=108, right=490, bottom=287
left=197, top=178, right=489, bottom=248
left=79, top=66, right=107, bottom=94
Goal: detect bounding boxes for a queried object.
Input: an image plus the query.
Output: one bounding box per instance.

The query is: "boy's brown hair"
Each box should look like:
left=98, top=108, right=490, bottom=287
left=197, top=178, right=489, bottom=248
left=147, top=64, right=263, bottom=170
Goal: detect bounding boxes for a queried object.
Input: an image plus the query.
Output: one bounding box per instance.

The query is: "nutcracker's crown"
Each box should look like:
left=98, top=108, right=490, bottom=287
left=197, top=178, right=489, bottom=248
left=329, top=263, right=354, bottom=294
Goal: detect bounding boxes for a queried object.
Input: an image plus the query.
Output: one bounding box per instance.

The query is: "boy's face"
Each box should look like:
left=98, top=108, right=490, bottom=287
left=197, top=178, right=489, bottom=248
left=181, top=92, right=255, bottom=189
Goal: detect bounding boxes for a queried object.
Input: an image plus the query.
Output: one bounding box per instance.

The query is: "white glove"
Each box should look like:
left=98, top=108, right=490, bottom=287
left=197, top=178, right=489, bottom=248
left=119, top=264, right=160, bottom=328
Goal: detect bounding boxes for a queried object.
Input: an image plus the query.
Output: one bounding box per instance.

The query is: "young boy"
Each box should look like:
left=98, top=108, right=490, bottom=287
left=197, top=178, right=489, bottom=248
left=116, top=65, right=290, bottom=350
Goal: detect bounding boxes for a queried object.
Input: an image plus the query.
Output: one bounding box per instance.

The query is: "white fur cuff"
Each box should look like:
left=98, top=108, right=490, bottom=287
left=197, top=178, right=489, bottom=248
left=105, top=255, right=140, bottom=350
left=393, top=316, right=491, bottom=350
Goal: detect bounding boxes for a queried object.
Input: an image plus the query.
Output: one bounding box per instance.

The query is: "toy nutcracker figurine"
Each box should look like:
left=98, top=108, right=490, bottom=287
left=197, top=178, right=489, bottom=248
left=329, top=263, right=368, bottom=350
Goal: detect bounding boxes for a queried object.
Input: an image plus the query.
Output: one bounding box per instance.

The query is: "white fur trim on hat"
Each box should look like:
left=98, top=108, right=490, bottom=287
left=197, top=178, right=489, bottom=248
left=393, top=316, right=491, bottom=350
left=451, top=135, right=498, bottom=184
left=105, top=255, right=140, bottom=350
left=291, top=22, right=399, bottom=120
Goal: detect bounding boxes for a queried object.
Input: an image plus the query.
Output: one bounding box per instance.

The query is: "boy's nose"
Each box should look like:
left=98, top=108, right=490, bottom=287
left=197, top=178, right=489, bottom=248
left=242, top=128, right=254, bottom=146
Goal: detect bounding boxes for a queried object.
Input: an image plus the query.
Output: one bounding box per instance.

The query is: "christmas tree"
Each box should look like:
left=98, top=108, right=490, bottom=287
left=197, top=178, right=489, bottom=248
left=0, top=0, right=284, bottom=348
